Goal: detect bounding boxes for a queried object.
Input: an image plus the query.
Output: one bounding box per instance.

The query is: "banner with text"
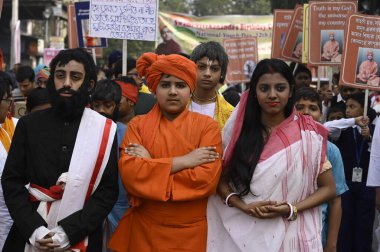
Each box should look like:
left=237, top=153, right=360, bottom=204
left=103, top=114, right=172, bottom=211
left=271, top=9, right=293, bottom=60
left=281, top=5, right=303, bottom=62
left=341, top=14, right=380, bottom=91
left=43, top=48, right=61, bottom=66
left=75, top=1, right=107, bottom=48
left=308, top=1, right=357, bottom=66
left=158, top=12, right=273, bottom=60
left=89, top=0, right=158, bottom=41
left=223, top=38, right=258, bottom=83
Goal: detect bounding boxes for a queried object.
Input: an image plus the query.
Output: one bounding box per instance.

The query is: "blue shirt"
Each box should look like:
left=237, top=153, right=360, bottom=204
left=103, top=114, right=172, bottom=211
left=108, top=122, right=129, bottom=233
left=321, top=141, right=348, bottom=246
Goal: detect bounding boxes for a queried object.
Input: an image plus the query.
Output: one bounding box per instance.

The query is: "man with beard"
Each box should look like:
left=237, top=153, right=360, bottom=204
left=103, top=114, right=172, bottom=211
left=1, top=49, right=119, bottom=251
left=113, top=57, right=156, bottom=115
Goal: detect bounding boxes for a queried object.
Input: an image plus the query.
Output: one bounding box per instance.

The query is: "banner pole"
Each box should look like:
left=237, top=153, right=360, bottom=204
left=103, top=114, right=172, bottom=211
left=364, top=89, right=369, bottom=117
left=92, top=48, right=96, bottom=65
left=317, top=67, right=321, bottom=91
left=292, top=63, right=298, bottom=75
left=122, top=40, right=128, bottom=76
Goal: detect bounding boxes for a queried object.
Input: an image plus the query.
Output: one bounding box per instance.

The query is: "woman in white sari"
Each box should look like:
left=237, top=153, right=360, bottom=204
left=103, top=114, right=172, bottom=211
left=207, top=58, right=336, bottom=252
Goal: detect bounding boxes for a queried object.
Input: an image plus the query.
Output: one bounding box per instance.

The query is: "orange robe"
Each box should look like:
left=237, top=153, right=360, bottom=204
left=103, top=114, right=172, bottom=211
left=109, top=105, right=222, bottom=252
left=322, top=40, right=339, bottom=61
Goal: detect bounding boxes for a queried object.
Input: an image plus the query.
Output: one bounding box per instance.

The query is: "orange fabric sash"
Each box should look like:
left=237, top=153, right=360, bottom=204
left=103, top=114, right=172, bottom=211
left=3, top=117, right=15, bottom=139
left=0, top=127, right=11, bottom=153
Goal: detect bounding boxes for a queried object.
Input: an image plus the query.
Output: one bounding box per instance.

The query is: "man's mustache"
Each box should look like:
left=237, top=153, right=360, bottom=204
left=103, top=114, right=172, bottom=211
left=57, top=87, right=78, bottom=96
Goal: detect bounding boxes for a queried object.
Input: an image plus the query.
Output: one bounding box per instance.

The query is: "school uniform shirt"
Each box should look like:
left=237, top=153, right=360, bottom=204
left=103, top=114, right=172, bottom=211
left=321, top=141, right=348, bottom=246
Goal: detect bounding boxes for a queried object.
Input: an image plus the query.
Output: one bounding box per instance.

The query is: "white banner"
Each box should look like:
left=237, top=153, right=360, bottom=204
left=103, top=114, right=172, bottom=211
left=89, top=0, right=158, bottom=41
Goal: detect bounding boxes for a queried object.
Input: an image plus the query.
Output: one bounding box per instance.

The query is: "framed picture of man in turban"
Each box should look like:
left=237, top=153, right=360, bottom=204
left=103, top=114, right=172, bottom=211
left=356, top=47, right=380, bottom=87
left=292, top=31, right=303, bottom=60
left=320, top=30, right=343, bottom=63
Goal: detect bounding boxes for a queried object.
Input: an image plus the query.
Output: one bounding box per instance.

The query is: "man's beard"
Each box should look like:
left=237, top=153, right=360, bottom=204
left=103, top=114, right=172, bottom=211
left=50, top=87, right=89, bottom=120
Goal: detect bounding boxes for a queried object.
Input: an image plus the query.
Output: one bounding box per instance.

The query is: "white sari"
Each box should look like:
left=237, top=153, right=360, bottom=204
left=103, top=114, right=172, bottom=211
left=207, top=92, right=328, bottom=252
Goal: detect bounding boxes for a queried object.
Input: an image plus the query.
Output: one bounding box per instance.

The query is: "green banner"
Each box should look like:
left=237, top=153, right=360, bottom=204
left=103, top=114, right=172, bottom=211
left=158, top=12, right=273, bottom=59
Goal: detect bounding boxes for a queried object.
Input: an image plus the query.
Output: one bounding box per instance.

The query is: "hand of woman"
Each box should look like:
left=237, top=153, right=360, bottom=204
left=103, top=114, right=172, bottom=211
left=125, top=143, right=152, bottom=158
left=242, top=201, right=277, bottom=217
left=183, top=146, right=219, bottom=168
left=251, top=201, right=290, bottom=219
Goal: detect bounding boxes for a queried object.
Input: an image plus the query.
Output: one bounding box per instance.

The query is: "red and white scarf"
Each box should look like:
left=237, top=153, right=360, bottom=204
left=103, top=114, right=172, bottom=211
left=26, top=108, right=116, bottom=252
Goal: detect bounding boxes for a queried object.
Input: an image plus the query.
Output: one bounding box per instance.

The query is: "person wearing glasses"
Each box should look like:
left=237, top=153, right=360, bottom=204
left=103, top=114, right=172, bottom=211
left=113, top=57, right=156, bottom=115
left=0, top=78, right=17, bottom=251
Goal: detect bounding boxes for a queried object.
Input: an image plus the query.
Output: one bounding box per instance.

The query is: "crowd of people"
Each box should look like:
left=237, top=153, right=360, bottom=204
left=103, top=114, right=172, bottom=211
left=0, top=40, right=378, bottom=252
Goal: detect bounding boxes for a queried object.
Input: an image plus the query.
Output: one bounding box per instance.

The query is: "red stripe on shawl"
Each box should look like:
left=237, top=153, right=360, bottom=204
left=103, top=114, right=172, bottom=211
left=259, top=113, right=328, bottom=169
left=85, top=118, right=113, bottom=201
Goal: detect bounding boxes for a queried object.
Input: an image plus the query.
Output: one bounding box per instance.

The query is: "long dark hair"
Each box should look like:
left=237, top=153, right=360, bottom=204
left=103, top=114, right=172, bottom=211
left=46, top=48, right=97, bottom=98
left=223, top=58, right=295, bottom=196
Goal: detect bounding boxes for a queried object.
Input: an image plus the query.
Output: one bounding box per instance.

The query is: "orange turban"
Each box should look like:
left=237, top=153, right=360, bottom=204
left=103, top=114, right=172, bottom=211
left=136, top=52, right=197, bottom=93
left=115, top=80, right=139, bottom=104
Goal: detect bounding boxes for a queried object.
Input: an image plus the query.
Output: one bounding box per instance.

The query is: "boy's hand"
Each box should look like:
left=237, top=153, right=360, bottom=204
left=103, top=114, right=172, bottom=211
left=125, top=143, right=152, bottom=158
left=355, top=116, right=368, bottom=127
left=183, top=147, right=219, bottom=167
left=361, top=126, right=371, bottom=141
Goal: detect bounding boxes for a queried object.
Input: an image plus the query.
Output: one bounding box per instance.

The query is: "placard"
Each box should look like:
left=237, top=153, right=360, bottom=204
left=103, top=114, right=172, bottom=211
left=271, top=9, right=293, bottom=60
left=90, top=0, right=158, bottom=41
left=14, top=101, right=26, bottom=119
left=341, top=14, right=380, bottom=91
left=0, top=0, right=3, bottom=19
left=224, top=38, right=258, bottom=83
left=308, top=1, right=357, bottom=65
left=43, top=48, right=61, bottom=66
left=281, top=5, right=303, bottom=62
left=75, top=1, right=107, bottom=48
